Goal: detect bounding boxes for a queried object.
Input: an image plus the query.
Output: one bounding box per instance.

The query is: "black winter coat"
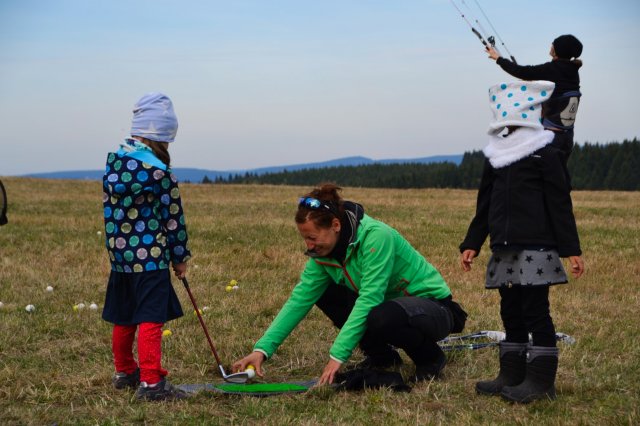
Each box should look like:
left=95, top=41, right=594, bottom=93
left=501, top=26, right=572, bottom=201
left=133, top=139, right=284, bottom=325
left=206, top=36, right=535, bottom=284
left=460, top=145, right=581, bottom=257
left=496, top=58, right=580, bottom=96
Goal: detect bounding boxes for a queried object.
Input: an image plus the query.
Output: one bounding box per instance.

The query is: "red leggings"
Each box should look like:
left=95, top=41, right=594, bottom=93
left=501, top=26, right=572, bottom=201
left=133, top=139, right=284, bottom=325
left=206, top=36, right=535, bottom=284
left=112, top=322, right=168, bottom=384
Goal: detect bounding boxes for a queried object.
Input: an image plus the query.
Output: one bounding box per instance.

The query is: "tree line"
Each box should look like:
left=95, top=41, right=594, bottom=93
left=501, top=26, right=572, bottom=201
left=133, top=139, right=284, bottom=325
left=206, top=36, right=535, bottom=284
left=203, top=138, right=639, bottom=191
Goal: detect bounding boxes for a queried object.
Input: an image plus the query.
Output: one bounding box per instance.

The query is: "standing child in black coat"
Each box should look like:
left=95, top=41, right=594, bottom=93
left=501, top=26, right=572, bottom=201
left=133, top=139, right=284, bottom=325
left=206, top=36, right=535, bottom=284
left=487, top=35, right=583, bottom=164
left=460, top=80, right=585, bottom=403
left=102, top=92, right=191, bottom=401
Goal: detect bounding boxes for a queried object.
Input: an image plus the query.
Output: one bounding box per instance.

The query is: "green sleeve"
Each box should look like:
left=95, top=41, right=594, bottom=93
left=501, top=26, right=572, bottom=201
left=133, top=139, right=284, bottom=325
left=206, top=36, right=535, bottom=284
left=253, top=259, right=331, bottom=358
left=329, top=225, right=395, bottom=362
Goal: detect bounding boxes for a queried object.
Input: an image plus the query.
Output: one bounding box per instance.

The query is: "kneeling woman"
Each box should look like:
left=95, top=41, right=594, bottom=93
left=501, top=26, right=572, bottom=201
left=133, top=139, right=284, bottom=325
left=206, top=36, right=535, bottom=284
left=233, top=184, right=466, bottom=385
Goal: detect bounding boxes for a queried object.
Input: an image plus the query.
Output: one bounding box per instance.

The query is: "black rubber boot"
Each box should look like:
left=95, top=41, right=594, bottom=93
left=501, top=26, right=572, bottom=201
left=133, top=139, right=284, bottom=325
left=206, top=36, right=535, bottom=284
left=476, top=341, right=527, bottom=395
left=501, top=345, right=558, bottom=403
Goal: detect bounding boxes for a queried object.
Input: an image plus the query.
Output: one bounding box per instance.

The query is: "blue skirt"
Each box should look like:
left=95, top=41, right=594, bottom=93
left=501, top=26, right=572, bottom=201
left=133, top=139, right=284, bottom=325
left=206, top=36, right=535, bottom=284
left=102, top=269, right=184, bottom=325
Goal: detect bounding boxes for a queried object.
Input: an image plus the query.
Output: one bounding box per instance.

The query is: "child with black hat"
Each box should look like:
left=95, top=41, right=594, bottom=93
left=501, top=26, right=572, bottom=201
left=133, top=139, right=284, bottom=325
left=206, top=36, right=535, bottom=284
left=460, top=80, right=585, bottom=403
left=486, top=35, right=583, bottom=166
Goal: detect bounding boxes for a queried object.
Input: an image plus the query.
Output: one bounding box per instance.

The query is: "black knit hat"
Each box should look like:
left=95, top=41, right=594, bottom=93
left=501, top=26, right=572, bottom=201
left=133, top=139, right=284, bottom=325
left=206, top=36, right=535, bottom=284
left=553, top=34, right=583, bottom=59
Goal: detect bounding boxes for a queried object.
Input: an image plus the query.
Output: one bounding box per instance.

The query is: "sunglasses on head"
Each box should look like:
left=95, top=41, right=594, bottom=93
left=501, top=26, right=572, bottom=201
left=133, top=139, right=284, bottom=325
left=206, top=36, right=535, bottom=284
left=298, top=197, right=339, bottom=216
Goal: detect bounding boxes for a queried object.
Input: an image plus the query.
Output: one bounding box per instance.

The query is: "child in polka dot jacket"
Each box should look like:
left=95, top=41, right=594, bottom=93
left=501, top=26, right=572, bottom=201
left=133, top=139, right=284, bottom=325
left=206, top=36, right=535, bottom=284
left=102, top=92, right=191, bottom=401
left=459, top=81, right=585, bottom=404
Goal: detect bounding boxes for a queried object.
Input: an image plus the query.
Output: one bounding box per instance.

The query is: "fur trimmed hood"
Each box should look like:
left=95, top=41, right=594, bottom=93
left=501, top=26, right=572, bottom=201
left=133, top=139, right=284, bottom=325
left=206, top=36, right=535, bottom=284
left=483, top=127, right=555, bottom=169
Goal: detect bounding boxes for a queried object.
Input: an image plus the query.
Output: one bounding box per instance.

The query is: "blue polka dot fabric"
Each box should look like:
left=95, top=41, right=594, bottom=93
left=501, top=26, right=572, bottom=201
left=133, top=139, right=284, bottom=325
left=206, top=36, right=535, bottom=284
left=487, top=80, right=555, bottom=135
left=103, top=151, right=191, bottom=273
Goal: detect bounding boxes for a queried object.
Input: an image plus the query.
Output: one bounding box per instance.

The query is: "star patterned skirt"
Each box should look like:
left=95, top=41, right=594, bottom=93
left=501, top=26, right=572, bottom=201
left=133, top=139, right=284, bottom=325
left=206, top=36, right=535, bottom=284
left=485, top=249, right=568, bottom=289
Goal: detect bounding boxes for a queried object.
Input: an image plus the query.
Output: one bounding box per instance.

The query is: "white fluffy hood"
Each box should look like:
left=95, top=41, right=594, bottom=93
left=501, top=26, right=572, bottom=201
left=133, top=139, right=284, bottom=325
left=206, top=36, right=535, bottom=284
left=483, top=127, right=555, bottom=169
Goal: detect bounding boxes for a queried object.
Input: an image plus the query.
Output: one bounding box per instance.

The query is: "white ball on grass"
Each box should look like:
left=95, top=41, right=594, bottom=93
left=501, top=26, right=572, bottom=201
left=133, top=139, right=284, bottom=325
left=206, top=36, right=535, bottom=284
left=46, top=285, right=54, bottom=292
left=89, top=303, right=98, bottom=310
left=25, top=304, right=35, bottom=312
left=245, top=367, right=256, bottom=379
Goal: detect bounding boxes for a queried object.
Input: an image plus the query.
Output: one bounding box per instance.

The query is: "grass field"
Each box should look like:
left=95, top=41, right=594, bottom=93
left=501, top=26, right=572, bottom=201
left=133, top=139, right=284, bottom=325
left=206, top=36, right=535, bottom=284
left=0, top=177, right=638, bottom=425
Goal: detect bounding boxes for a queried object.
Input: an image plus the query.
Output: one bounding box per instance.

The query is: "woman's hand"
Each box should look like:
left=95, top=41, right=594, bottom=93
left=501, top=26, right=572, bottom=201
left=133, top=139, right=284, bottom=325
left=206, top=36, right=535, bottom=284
left=461, top=249, right=478, bottom=272
left=317, top=359, right=342, bottom=386
left=232, top=351, right=266, bottom=378
left=486, top=46, right=501, bottom=61
left=568, top=256, right=584, bottom=279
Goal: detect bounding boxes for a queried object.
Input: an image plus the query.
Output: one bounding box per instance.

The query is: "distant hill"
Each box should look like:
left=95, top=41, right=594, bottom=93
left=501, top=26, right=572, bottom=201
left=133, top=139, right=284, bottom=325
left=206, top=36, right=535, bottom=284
left=24, top=154, right=463, bottom=182
left=18, top=139, right=640, bottom=190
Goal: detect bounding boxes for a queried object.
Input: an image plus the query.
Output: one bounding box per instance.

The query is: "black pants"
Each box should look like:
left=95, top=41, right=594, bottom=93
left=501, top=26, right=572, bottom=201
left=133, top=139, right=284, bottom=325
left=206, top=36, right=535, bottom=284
left=550, top=129, right=574, bottom=160
left=499, top=286, right=556, bottom=347
left=315, top=284, right=452, bottom=365
left=550, top=129, right=574, bottom=188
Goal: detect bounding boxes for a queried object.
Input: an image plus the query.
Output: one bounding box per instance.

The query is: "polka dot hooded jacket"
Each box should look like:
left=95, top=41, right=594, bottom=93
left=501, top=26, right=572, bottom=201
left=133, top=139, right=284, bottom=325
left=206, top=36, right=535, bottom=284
left=102, top=144, right=191, bottom=273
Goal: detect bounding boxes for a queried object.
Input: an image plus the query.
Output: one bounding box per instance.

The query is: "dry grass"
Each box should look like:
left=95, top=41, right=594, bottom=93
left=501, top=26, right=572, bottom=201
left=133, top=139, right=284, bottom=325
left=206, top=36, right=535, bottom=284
left=0, top=177, right=638, bottom=425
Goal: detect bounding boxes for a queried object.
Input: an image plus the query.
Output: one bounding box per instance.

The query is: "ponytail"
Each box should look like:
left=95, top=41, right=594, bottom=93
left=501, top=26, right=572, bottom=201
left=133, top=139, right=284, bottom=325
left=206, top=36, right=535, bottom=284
left=145, top=140, right=171, bottom=168
left=295, top=183, right=344, bottom=228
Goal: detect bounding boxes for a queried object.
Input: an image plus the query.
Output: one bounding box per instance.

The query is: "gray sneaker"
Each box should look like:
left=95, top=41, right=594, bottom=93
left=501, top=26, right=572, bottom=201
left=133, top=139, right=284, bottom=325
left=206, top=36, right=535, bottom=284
left=112, top=368, right=140, bottom=389
left=135, top=379, right=188, bottom=401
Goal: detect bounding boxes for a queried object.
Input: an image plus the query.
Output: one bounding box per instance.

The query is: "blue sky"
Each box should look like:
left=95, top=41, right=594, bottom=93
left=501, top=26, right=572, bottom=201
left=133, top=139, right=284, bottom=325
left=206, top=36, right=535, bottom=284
left=1, top=0, right=638, bottom=175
